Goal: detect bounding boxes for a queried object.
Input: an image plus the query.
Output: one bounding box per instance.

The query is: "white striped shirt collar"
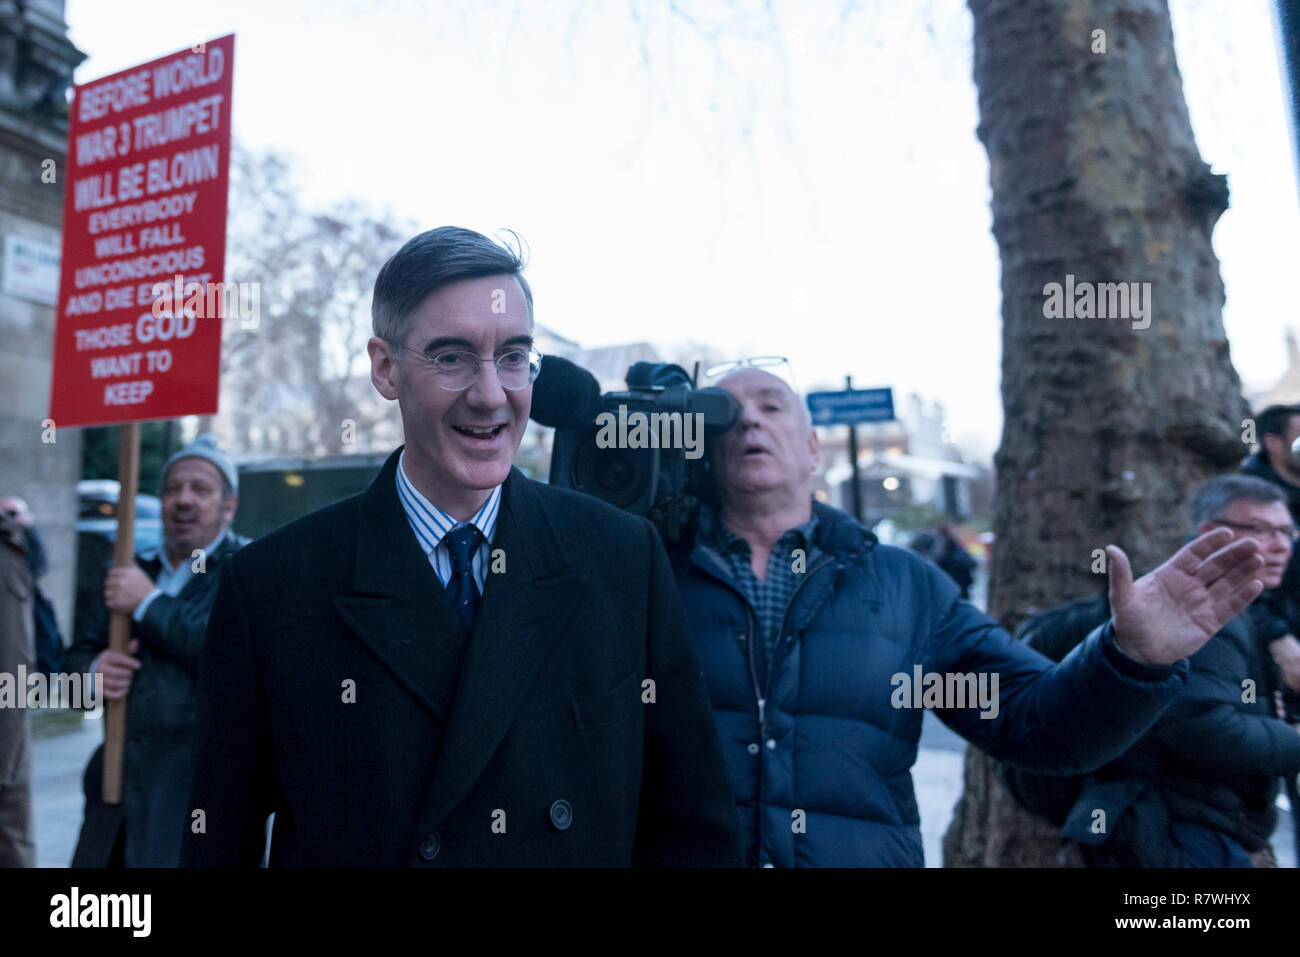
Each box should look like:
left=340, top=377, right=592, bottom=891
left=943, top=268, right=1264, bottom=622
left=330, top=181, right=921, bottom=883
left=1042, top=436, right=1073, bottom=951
left=395, top=449, right=501, bottom=557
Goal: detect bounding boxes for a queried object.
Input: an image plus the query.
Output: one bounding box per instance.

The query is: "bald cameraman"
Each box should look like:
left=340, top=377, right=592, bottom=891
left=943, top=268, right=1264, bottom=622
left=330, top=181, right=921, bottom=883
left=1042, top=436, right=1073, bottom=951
left=669, top=363, right=1269, bottom=867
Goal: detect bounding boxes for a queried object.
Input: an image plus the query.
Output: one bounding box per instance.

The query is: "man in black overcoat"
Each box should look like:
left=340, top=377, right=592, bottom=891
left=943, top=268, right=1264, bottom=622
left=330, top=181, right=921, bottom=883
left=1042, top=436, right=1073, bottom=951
left=180, top=227, right=741, bottom=867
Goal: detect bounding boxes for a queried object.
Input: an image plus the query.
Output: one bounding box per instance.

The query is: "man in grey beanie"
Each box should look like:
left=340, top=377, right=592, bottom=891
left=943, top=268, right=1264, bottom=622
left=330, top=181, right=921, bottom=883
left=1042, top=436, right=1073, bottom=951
left=65, top=433, right=247, bottom=866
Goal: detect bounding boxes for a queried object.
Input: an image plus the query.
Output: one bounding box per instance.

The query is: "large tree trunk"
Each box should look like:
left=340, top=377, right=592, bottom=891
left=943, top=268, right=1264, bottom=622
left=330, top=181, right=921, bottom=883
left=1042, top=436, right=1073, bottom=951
left=943, top=0, right=1249, bottom=867
left=1280, top=0, right=1300, bottom=198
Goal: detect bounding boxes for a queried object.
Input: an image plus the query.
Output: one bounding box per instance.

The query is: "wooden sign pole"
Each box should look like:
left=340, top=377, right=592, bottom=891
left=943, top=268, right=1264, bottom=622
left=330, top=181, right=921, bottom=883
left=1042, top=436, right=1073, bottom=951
left=101, top=421, right=140, bottom=805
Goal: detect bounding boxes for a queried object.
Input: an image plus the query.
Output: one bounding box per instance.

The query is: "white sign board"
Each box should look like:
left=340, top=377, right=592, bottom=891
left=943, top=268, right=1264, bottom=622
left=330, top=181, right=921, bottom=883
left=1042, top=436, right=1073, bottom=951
left=2, top=236, right=61, bottom=306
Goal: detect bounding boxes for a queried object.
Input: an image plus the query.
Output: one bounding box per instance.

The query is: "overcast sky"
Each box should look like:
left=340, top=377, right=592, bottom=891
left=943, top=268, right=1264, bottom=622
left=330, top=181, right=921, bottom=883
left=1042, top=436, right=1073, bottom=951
left=64, top=0, right=1300, bottom=462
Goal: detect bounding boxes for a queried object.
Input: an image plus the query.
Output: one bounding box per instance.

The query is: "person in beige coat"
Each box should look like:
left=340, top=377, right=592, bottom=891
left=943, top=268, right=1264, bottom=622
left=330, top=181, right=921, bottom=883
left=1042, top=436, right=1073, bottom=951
left=0, top=506, right=35, bottom=867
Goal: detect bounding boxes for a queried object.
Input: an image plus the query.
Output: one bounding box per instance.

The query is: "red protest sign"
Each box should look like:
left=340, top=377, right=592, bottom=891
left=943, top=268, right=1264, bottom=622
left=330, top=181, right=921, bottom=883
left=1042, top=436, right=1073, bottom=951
left=48, top=35, right=235, bottom=427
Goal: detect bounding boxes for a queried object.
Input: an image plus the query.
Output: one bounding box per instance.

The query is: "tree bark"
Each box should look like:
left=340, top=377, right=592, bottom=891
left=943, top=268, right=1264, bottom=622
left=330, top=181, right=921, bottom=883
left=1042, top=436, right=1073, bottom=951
left=943, top=0, right=1248, bottom=867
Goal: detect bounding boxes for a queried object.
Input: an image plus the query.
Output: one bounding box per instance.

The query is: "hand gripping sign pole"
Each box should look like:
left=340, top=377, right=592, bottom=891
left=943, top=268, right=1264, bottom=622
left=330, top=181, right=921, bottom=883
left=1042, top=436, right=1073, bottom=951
left=102, top=423, right=139, bottom=804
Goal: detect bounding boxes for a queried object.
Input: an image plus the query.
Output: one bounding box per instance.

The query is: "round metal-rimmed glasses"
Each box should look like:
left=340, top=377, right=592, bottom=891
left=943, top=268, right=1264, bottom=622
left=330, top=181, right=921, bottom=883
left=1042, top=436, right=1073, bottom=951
left=1210, top=518, right=1300, bottom=542
left=392, top=345, right=543, bottom=392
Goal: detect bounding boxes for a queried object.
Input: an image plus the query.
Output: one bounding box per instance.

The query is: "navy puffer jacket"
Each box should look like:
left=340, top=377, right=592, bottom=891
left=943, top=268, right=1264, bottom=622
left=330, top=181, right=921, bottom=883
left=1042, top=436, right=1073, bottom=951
left=668, top=502, right=1190, bottom=867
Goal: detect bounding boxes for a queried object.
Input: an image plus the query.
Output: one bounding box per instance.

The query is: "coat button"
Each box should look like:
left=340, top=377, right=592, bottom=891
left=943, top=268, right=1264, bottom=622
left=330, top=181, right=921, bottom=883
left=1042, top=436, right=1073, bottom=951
left=747, top=742, right=760, bottom=755
left=761, top=862, right=775, bottom=868
left=419, top=831, right=441, bottom=861
left=765, top=738, right=777, bottom=750
left=549, top=799, right=573, bottom=830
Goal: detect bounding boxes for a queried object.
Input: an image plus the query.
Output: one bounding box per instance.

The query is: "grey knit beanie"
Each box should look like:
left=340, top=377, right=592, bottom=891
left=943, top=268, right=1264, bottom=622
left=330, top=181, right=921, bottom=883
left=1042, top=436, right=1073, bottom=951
left=162, top=433, right=237, bottom=495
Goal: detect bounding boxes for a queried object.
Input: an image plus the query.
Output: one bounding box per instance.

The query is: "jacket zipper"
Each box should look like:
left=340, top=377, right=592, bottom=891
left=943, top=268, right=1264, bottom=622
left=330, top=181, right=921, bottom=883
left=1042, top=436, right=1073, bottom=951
left=690, top=545, right=837, bottom=866
left=742, top=602, right=764, bottom=731
left=756, top=553, right=835, bottom=866
left=691, top=550, right=836, bottom=721
left=762, top=555, right=835, bottom=703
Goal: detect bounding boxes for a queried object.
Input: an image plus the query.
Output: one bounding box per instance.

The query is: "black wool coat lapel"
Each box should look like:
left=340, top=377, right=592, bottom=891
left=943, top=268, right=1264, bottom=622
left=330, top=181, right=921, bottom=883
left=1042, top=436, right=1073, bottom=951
left=332, top=452, right=471, bottom=725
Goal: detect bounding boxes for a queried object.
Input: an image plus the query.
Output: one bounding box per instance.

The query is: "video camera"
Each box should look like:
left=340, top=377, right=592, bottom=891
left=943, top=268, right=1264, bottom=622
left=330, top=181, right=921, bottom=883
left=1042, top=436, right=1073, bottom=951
left=531, top=357, right=739, bottom=542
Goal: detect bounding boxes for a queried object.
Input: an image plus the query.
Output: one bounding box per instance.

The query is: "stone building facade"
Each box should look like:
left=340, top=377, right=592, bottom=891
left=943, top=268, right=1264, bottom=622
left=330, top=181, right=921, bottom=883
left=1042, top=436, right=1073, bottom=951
left=0, top=0, right=85, bottom=631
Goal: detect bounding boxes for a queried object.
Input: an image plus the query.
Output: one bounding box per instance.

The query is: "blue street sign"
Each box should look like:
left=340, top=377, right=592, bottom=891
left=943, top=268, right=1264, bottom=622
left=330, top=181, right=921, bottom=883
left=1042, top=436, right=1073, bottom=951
left=806, top=388, right=895, bottom=426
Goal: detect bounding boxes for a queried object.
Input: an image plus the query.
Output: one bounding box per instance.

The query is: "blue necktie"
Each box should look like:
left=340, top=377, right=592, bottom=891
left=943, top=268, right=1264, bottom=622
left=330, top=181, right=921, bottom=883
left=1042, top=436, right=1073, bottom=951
left=443, top=524, right=482, bottom=633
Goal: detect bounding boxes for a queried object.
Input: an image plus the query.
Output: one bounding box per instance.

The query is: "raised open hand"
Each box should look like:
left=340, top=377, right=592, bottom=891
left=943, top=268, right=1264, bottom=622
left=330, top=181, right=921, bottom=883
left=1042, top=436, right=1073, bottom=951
left=1107, top=528, right=1263, bottom=666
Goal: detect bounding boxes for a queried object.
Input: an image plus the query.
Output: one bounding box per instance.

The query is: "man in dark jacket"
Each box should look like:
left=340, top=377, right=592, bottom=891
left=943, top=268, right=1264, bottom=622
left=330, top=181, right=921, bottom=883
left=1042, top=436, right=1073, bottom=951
left=669, top=367, right=1267, bottom=867
left=181, top=227, right=740, bottom=867
left=1240, top=404, right=1300, bottom=856
left=65, top=434, right=245, bottom=867
left=1039, top=476, right=1300, bottom=867
left=934, top=525, right=977, bottom=600
left=1240, top=405, right=1300, bottom=685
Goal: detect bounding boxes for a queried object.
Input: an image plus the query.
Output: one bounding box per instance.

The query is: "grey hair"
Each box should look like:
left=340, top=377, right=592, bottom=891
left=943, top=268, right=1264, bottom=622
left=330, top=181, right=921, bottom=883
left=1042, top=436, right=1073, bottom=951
left=371, top=226, right=533, bottom=345
left=1188, top=475, right=1286, bottom=533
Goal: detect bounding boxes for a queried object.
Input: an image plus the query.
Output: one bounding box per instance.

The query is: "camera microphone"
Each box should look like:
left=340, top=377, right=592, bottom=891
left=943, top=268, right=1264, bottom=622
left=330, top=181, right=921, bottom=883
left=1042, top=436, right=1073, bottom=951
left=530, top=355, right=603, bottom=429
